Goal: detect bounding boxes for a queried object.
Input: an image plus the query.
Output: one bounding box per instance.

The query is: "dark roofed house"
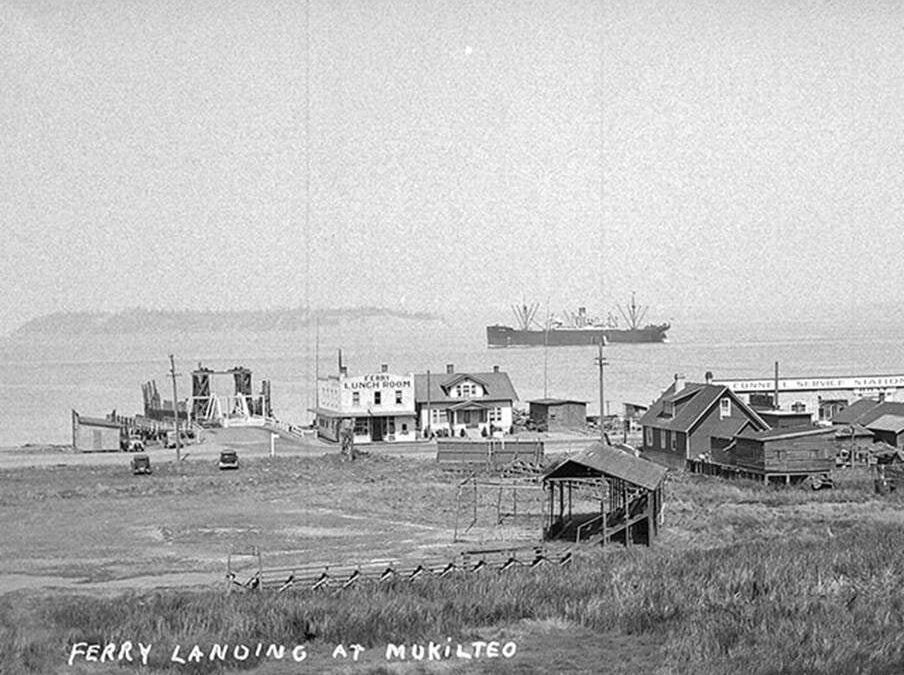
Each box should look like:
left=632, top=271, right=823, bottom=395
left=414, top=365, right=518, bottom=437
left=528, top=399, right=587, bottom=431
left=639, top=374, right=769, bottom=469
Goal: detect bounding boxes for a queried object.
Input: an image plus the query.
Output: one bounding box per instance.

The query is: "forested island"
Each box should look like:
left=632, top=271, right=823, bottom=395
left=10, top=306, right=442, bottom=336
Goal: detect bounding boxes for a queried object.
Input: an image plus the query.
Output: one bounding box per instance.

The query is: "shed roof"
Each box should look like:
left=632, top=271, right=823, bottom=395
left=414, top=371, right=518, bottom=404
left=529, top=398, right=587, bottom=406
left=867, top=414, right=904, bottom=434
left=830, top=398, right=881, bottom=425
left=542, top=441, right=668, bottom=490
left=834, top=423, right=875, bottom=439
left=75, top=415, right=121, bottom=429
left=735, top=425, right=836, bottom=442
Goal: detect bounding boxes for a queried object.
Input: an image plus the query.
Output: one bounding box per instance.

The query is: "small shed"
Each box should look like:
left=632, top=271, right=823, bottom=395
left=528, top=399, right=587, bottom=431
left=866, top=415, right=904, bottom=448
left=72, top=410, right=122, bottom=452
left=541, top=442, right=668, bottom=547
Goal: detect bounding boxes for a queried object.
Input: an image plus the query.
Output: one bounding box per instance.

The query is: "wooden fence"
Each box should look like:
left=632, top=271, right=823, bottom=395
left=436, top=439, right=544, bottom=467
left=226, top=544, right=573, bottom=593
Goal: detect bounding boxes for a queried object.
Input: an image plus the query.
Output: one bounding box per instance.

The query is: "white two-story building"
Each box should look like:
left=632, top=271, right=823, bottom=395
left=312, top=366, right=417, bottom=444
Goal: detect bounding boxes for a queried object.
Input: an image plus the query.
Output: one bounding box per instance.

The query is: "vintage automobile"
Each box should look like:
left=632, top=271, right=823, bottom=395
left=218, top=450, right=239, bottom=470
left=131, top=454, right=152, bottom=475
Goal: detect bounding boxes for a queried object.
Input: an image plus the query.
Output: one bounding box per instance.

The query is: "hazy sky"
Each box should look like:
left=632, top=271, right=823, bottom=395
left=2, top=0, right=903, bottom=331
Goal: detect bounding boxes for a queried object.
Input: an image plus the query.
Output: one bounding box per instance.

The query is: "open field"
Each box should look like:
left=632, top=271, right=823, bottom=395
left=2, top=441, right=904, bottom=673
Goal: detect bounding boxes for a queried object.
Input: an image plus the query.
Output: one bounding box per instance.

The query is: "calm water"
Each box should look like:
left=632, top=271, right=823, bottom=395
left=2, top=305, right=903, bottom=447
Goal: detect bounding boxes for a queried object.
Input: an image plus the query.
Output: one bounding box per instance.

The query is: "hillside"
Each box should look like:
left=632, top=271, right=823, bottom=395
left=10, top=306, right=442, bottom=336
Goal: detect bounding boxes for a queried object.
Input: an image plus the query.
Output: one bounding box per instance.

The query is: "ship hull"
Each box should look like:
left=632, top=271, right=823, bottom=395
left=486, top=324, right=669, bottom=348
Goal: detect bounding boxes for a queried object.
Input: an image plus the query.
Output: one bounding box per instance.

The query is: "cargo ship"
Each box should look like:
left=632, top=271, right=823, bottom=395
left=487, top=295, right=670, bottom=348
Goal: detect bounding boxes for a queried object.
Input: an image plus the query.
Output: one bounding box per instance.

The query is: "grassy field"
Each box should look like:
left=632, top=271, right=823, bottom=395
left=2, top=451, right=904, bottom=673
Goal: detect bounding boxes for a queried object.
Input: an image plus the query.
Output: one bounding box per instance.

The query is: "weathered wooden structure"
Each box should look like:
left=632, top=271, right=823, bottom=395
left=701, top=425, right=836, bottom=484
left=542, top=442, right=668, bottom=547
left=436, top=438, right=543, bottom=467
left=528, top=399, right=587, bottom=431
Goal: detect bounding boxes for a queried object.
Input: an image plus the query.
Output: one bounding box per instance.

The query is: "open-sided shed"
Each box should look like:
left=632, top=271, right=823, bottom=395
left=541, top=442, right=667, bottom=546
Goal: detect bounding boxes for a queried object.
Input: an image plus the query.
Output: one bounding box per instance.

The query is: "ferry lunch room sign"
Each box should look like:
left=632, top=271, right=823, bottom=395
left=714, top=374, right=904, bottom=393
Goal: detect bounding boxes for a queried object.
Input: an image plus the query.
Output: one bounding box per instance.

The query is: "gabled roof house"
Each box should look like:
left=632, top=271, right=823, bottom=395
left=639, top=374, right=769, bottom=467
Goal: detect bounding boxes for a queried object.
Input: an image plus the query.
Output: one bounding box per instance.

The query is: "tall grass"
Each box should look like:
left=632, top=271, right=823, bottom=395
left=3, top=522, right=904, bottom=674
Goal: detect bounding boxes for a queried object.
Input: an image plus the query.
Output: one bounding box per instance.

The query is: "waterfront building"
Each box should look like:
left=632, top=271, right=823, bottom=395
left=414, top=365, right=518, bottom=437
left=71, top=410, right=122, bottom=452
left=312, top=365, right=416, bottom=444
left=711, top=373, right=904, bottom=421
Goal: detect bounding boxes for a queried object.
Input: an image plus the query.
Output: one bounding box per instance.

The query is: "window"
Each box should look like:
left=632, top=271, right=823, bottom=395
left=663, top=401, right=674, bottom=417
left=395, top=390, right=403, bottom=405
left=353, top=418, right=368, bottom=435
left=660, top=431, right=666, bottom=449
left=352, top=392, right=360, bottom=406
left=431, top=409, right=447, bottom=424
left=401, top=423, right=408, bottom=433
left=645, top=427, right=652, bottom=447
left=720, top=398, right=731, bottom=418
left=665, top=430, right=672, bottom=450
left=671, top=434, right=677, bottom=451
left=489, top=407, right=503, bottom=422
left=374, top=391, right=382, bottom=406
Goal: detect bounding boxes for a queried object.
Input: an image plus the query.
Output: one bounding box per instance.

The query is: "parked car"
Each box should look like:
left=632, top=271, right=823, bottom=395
left=218, top=450, right=239, bottom=470
left=131, top=454, right=152, bottom=475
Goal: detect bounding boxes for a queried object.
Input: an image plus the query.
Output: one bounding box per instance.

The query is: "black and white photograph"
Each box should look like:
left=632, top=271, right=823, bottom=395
left=2, top=1, right=904, bottom=673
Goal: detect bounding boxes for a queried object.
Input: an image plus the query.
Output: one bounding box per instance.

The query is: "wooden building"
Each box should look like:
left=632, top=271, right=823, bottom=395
left=541, top=442, right=668, bottom=547
left=528, top=399, right=587, bottom=431
left=639, top=374, right=768, bottom=469
left=72, top=410, right=122, bottom=452
left=866, top=415, right=904, bottom=448
left=709, top=425, right=836, bottom=484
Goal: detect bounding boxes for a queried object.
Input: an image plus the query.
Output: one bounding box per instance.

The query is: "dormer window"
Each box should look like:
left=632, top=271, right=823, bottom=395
left=720, top=397, right=731, bottom=418
left=663, top=401, right=675, bottom=417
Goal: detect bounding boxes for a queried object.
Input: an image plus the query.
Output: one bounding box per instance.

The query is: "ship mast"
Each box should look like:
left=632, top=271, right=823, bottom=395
left=617, top=292, right=649, bottom=330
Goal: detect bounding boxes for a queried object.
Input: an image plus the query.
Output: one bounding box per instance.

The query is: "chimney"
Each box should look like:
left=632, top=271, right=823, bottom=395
left=493, top=365, right=500, bottom=373
left=705, top=371, right=713, bottom=385
left=446, top=363, right=454, bottom=374
left=674, top=373, right=686, bottom=393
left=339, top=365, right=348, bottom=376
left=381, top=363, right=388, bottom=373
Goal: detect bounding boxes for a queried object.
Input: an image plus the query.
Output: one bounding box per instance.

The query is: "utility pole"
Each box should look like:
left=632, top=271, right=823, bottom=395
left=595, top=340, right=608, bottom=442
left=169, top=354, right=182, bottom=462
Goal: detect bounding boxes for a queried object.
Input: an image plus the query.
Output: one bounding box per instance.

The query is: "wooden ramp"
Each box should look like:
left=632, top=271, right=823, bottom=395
left=226, top=544, right=574, bottom=593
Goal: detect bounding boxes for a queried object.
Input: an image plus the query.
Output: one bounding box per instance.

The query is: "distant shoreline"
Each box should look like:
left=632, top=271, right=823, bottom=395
left=8, top=306, right=443, bottom=337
